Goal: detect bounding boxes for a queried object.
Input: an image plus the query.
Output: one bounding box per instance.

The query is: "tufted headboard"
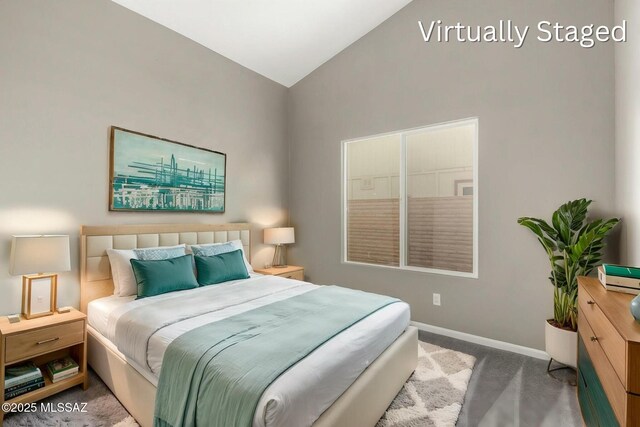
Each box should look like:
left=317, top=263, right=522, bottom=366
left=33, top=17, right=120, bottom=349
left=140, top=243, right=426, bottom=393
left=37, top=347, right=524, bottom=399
left=80, top=223, right=251, bottom=313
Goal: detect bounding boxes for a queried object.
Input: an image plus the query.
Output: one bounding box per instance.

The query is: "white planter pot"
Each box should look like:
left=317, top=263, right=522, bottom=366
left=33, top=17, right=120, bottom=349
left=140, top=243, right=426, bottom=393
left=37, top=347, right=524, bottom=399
left=545, top=320, right=577, bottom=368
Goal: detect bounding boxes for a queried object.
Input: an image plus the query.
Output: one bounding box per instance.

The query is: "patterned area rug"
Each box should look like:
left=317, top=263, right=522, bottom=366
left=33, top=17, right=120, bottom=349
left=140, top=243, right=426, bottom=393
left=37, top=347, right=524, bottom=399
left=377, top=341, right=476, bottom=427
left=3, top=341, right=474, bottom=427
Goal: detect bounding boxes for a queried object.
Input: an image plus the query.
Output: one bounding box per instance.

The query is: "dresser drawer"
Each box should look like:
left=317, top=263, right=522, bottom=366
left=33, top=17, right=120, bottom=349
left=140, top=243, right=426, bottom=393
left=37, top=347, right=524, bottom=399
left=579, top=287, right=627, bottom=386
left=578, top=310, right=626, bottom=424
left=578, top=336, right=620, bottom=427
left=578, top=378, right=598, bottom=427
left=5, top=320, right=84, bottom=363
left=279, top=270, right=304, bottom=280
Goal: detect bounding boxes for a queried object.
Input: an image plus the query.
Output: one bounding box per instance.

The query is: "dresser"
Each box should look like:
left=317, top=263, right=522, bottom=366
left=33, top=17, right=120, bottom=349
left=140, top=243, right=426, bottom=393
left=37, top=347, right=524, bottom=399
left=577, top=276, right=640, bottom=426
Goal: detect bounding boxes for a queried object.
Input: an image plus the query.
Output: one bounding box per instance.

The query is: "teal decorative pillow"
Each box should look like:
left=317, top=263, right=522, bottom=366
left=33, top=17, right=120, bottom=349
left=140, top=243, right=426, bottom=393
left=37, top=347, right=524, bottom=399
left=190, top=240, right=254, bottom=273
left=195, top=249, right=249, bottom=286
left=130, top=255, right=198, bottom=299
left=134, top=244, right=186, bottom=261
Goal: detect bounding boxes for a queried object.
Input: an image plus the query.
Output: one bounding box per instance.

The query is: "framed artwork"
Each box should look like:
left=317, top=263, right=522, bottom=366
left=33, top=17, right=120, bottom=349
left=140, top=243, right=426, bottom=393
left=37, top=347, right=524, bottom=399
left=455, top=179, right=474, bottom=197
left=109, top=127, right=226, bottom=213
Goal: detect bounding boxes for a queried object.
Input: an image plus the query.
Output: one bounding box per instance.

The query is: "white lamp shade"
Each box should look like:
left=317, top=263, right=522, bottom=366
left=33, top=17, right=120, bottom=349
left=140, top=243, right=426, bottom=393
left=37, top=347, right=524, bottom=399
left=9, top=235, right=71, bottom=275
left=264, top=227, right=295, bottom=245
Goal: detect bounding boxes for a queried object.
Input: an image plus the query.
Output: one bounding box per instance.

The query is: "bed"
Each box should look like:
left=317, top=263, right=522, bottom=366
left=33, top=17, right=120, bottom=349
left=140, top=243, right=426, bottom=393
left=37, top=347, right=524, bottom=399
left=80, top=223, right=418, bottom=427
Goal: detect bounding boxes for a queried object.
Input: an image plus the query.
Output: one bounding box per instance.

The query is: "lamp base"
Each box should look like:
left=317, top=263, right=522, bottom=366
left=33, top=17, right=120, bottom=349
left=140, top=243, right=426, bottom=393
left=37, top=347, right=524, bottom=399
left=272, top=245, right=288, bottom=269
left=22, top=273, right=57, bottom=320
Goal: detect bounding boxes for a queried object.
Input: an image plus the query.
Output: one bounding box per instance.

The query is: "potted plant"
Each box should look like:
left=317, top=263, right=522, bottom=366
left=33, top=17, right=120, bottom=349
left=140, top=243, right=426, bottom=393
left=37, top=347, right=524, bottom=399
left=518, top=199, right=619, bottom=368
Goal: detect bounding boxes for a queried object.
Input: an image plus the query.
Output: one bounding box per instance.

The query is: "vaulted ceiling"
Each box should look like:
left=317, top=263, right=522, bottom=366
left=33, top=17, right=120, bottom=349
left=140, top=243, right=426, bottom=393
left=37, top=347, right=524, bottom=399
left=111, top=0, right=412, bottom=87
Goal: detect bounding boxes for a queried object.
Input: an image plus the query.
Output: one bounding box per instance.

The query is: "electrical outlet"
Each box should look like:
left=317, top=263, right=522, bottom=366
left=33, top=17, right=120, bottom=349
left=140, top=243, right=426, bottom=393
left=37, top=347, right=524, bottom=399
left=433, top=293, right=441, bottom=306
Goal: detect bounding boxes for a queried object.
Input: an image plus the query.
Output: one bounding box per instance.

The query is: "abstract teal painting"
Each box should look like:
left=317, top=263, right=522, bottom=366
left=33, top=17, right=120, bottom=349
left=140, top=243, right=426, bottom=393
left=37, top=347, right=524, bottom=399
left=109, top=127, right=226, bottom=213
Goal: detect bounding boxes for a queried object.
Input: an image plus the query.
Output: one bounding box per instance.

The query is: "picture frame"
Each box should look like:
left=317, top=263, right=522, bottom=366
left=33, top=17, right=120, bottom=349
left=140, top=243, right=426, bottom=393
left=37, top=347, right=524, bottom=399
left=109, top=126, right=226, bottom=213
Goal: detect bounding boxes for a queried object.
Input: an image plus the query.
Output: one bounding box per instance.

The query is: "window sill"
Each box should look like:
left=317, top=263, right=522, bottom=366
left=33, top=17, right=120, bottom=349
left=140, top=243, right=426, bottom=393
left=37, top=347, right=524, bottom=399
left=341, top=260, right=478, bottom=279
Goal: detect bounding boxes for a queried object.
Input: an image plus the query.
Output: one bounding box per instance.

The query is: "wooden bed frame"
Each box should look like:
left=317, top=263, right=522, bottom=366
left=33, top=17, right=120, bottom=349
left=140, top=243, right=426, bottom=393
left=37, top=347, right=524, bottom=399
left=80, top=223, right=418, bottom=427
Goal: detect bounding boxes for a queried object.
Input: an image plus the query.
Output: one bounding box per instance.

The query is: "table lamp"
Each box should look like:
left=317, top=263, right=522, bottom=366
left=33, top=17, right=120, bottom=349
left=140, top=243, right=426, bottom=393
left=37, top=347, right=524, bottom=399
left=264, top=227, right=295, bottom=268
left=9, top=235, right=71, bottom=319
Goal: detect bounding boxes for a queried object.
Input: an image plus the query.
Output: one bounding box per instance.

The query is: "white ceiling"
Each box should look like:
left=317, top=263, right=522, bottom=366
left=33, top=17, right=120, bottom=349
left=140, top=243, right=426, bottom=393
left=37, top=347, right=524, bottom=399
left=111, top=0, right=412, bottom=87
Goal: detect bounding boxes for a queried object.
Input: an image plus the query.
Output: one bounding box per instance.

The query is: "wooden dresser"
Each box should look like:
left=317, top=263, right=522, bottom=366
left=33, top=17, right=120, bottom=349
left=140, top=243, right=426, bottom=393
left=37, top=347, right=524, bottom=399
left=577, top=276, right=640, bottom=426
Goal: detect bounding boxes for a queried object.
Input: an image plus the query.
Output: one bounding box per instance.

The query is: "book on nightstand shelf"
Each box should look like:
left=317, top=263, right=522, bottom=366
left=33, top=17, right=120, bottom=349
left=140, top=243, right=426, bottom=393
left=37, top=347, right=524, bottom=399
left=598, top=265, right=640, bottom=295
left=46, top=357, right=79, bottom=383
left=4, top=362, right=44, bottom=400
left=5, top=380, right=45, bottom=400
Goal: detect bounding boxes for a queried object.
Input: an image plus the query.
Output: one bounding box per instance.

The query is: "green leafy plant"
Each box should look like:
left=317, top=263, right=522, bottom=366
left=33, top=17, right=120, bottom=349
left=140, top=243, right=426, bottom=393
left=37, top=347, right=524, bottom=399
left=517, top=199, right=619, bottom=331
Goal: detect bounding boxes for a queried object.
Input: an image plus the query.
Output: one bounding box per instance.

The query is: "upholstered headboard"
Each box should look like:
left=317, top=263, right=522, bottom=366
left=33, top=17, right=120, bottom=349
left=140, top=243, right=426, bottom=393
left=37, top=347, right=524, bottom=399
left=80, top=223, right=251, bottom=313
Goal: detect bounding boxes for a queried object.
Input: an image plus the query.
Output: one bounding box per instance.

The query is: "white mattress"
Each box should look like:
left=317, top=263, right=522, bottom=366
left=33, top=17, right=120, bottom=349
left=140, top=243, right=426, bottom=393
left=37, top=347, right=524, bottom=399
left=87, top=275, right=410, bottom=427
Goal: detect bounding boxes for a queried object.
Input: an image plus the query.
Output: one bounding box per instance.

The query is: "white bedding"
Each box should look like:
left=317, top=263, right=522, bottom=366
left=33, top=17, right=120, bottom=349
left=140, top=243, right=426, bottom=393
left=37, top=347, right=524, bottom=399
left=87, top=275, right=410, bottom=427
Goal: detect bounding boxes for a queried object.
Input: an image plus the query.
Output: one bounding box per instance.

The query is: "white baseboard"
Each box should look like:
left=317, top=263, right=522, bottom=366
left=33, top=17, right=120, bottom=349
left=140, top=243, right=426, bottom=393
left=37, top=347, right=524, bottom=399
left=411, top=321, right=550, bottom=361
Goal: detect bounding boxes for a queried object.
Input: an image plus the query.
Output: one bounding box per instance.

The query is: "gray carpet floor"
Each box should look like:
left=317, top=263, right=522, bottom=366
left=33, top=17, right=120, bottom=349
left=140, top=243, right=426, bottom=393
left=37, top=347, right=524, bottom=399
left=419, top=330, right=582, bottom=426
left=4, top=331, right=583, bottom=426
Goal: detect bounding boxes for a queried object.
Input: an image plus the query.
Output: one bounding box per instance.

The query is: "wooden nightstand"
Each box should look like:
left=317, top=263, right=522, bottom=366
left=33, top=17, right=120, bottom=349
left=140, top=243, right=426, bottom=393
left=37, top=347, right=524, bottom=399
left=255, top=265, right=304, bottom=281
left=0, top=309, right=88, bottom=421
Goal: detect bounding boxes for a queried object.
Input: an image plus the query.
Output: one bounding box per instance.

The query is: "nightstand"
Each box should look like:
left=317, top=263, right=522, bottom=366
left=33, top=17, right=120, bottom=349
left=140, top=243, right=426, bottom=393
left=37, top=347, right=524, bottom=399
left=0, top=309, right=87, bottom=421
left=255, top=265, right=304, bottom=281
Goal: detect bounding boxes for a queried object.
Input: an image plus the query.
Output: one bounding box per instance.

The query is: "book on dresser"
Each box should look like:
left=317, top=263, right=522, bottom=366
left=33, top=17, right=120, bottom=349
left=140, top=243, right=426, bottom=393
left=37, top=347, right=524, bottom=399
left=602, top=264, right=640, bottom=279
left=4, top=362, right=44, bottom=400
left=598, top=265, right=640, bottom=294
left=45, top=357, right=79, bottom=383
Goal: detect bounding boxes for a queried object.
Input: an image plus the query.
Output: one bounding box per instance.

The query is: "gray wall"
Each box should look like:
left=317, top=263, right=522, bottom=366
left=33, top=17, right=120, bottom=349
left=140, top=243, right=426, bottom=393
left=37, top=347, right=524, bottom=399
left=288, top=0, right=616, bottom=349
left=615, top=1, right=640, bottom=266
left=0, top=0, right=289, bottom=315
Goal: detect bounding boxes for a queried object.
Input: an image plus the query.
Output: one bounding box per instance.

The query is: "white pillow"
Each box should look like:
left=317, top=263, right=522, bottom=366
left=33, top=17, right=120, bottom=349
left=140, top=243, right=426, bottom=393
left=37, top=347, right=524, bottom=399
left=106, top=249, right=137, bottom=297
left=189, top=240, right=253, bottom=273
left=107, top=244, right=187, bottom=297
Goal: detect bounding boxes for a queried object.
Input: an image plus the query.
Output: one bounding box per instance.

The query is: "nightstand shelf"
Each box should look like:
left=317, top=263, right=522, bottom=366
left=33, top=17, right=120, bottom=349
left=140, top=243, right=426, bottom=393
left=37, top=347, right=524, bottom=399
left=6, top=370, right=85, bottom=405
left=255, top=265, right=304, bottom=281
left=0, top=309, right=88, bottom=421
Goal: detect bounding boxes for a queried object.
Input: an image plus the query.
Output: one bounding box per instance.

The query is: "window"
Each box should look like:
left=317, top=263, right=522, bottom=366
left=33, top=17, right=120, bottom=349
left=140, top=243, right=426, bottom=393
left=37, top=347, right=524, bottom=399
left=342, top=118, right=478, bottom=277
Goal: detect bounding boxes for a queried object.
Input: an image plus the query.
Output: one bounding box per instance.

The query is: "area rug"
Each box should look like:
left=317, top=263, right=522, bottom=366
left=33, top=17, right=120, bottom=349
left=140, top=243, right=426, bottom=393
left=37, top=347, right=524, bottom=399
left=3, top=341, right=474, bottom=427
left=377, top=341, right=476, bottom=427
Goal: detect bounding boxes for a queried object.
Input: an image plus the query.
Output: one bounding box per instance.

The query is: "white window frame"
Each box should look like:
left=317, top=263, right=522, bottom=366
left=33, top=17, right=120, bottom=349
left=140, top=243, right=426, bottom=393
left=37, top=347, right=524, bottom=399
left=341, top=117, right=479, bottom=279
